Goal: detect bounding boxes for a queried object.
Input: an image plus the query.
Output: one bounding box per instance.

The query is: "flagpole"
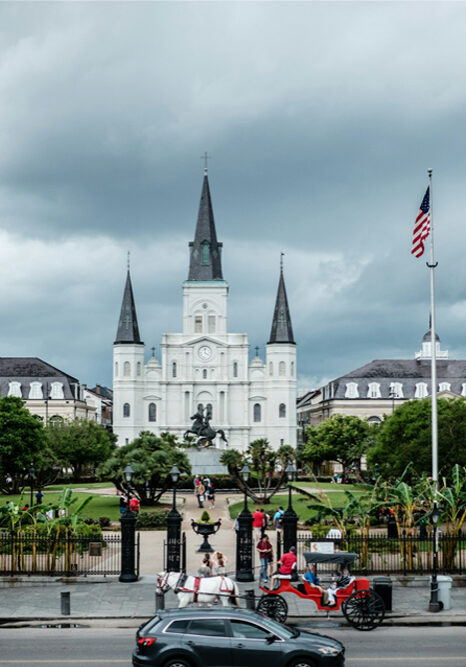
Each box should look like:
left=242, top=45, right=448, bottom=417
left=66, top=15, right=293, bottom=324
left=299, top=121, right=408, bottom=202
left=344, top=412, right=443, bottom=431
left=427, top=167, right=438, bottom=487
left=427, top=167, right=441, bottom=613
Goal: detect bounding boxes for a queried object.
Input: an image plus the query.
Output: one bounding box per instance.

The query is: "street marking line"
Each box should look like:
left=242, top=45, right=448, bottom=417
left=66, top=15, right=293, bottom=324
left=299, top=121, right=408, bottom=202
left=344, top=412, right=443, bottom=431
left=346, top=659, right=466, bottom=662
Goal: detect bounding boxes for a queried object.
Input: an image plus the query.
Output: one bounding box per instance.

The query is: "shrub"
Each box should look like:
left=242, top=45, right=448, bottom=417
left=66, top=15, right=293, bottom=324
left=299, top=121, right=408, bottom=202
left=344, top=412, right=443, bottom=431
left=135, top=510, right=169, bottom=531
left=98, top=516, right=111, bottom=528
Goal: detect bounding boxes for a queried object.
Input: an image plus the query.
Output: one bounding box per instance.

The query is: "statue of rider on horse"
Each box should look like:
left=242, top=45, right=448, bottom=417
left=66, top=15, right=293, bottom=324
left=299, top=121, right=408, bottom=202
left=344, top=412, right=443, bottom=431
left=183, top=406, right=227, bottom=448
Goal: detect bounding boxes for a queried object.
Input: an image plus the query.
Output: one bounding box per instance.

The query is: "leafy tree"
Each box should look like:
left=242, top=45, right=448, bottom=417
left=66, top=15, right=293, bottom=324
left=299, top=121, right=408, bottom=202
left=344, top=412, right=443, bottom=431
left=97, top=431, right=191, bottom=505
left=303, top=414, right=370, bottom=479
left=45, top=419, right=116, bottom=481
left=0, top=396, right=48, bottom=494
left=367, top=398, right=466, bottom=480
left=220, top=439, right=295, bottom=504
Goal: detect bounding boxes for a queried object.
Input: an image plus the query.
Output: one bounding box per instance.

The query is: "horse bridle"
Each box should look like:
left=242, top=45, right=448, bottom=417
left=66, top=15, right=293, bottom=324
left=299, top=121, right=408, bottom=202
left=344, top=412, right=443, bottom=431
left=157, top=571, right=185, bottom=594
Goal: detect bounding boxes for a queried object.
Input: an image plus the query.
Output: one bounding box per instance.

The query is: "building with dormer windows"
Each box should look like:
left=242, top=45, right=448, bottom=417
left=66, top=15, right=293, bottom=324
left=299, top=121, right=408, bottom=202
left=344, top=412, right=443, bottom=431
left=112, top=173, right=297, bottom=450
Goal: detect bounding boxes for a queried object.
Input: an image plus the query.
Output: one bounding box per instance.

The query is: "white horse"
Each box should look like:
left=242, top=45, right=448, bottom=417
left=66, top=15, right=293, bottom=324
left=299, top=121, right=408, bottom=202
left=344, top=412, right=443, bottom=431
left=157, top=571, right=240, bottom=608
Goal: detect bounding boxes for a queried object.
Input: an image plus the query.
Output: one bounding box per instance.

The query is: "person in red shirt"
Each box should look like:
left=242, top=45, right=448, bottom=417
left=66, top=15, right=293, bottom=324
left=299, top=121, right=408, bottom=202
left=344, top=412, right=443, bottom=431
left=129, top=496, right=140, bottom=513
left=252, top=508, right=264, bottom=542
left=269, top=546, right=297, bottom=590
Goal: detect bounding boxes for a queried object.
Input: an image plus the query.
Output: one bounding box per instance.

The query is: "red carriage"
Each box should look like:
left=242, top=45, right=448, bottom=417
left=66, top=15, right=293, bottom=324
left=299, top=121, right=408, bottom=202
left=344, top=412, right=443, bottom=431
left=257, top=551, right=385, bottom=631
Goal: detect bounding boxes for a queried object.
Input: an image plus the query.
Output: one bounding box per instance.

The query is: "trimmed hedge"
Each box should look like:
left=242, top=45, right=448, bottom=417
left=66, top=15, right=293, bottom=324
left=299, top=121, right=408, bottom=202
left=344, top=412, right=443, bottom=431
left=135, top=510, right=170, bottom=530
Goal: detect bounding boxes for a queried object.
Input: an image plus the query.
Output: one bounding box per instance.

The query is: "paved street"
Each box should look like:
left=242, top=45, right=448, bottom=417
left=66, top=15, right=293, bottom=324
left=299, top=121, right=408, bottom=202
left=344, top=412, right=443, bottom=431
left=0, top=624, right=465, bottom=666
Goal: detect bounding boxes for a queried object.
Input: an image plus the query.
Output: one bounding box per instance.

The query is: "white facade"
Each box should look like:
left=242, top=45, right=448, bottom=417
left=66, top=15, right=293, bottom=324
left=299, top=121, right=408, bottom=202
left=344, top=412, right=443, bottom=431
left=112, top=176, right=297, bottom=451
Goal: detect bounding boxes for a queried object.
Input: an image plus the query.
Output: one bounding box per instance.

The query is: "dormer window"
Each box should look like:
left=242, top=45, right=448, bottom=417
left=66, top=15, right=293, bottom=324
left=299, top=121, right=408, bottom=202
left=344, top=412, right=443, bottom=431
left=8, top=382, right=22, bottom=398
left=29, top=382, right=43, bottom=399
left=415, top=382, right=428, bottom=398
left=50, top=382, right=64, bottom=399
left=367, top=382, right=381, bottom=399
left=345, top=382, right=359, bottom=399
left=201, top=241, right=210, bottom=265
left=439, top=382, right=451, bottom=392
left=389, top=382, right=404, bottom=399
left=462, top=383, right=466, bottom=397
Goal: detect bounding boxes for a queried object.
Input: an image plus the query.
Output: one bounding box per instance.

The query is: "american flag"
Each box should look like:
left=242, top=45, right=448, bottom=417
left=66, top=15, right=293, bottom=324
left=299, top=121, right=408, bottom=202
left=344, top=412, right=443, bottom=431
left=412, top=187, right=430, bottom=258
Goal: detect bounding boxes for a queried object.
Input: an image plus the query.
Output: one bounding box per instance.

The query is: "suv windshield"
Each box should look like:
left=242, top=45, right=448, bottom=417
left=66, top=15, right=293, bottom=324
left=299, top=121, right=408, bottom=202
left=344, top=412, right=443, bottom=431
left=258, top=616, right=297, bottom=639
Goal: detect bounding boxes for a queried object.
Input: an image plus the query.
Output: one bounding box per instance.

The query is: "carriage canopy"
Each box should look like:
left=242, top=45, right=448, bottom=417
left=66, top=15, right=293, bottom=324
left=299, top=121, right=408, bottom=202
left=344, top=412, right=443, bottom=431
left=303, top=551, right=358, bottom=565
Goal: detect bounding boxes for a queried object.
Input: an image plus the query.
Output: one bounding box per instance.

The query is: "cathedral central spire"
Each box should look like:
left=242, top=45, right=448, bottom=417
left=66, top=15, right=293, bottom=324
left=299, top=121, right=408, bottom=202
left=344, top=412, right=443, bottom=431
left=114, top=269, right=142, bottom=344
left=268, top=258, right=295, bottom=344
left=188, top=174, right=223, bottom=281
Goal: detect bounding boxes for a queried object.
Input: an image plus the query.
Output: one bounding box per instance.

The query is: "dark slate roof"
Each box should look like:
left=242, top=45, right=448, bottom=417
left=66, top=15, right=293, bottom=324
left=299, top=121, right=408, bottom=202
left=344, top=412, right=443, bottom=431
left=90, top=386, right=113, bottom=400
left=0, top=357, right=80, bottom=400
left=423, top=328, right=440, bottom=342
left=326, top=358, right=466, bottom=400
left=268, top=268, right=295, bottom=344
left=114, top=270, right=142, bottom=344
left=188, top=175, right=223, bottom=281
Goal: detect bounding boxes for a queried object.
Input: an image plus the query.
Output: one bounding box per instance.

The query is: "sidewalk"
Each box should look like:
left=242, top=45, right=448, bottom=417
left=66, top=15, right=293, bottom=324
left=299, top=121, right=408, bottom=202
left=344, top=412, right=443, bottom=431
left=1, top=491, right=465, bottom=626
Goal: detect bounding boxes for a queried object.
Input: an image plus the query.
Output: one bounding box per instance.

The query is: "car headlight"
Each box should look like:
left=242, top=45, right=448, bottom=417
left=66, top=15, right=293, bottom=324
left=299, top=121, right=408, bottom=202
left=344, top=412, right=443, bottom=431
left=318, top=646, right=340, bottom=654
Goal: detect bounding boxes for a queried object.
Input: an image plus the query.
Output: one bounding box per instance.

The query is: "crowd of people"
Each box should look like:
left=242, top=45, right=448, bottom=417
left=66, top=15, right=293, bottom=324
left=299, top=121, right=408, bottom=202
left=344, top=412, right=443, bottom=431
left=193, top=475, right=216, bottom=509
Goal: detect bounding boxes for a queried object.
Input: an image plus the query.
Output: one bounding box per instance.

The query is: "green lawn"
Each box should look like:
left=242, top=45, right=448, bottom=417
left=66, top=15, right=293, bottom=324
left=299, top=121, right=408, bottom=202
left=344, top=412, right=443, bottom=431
left=228, top=493, right=325, bottom=522
left=44, top=482, right=114, bottom=490
left=1, top=491, right=121, bottom=521
left=293, top=481, right=367, bottom=491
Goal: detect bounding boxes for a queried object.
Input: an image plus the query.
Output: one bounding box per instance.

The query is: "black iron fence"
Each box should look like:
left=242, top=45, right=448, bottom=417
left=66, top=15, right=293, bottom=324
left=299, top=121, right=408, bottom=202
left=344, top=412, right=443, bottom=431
left=288, top=531, right=466, bottom=575
left=0, top=531, right=139, bottom=577
left=163, top=532, right=187, bottom=573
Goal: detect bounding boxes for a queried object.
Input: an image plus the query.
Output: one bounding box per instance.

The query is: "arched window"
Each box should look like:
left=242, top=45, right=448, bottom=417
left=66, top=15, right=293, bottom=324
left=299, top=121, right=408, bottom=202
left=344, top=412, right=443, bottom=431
left=29, top=382, right=43, bottom=399
left=195, top=316, right=202, bottom=333
left=253, top=403, right=261, bottom=422
left=172, top=361, right=177, bottom=378
left=137, top=362, right=142, bottom=376
left=201, top=240, right=210, bottom=265
left=290, top=361, right=294, bottom=377
left=114, top=362, right=119, bottom=377
left=269, top=362, right=273, bottom=377
left=279, top=361, right=286, bottom=376
left=7, top=381, right=22, bottom=398
left=208, top=315, right=215, bottom=333
left=202, top=369, right=207, bottom=379
left=233, top=361, right=238, bottom=378
left=49, top=415, right=64, bottom=426
left=206, top=403, right=213, bottom=419
left=123, top=403, right=130, bottom=418
left=279, top=403, right=286, bottom=418
left=123, top=361, right=131, bottom=377
left=368, top=416, right=382, bottom=425
left=148, top=402, right=156, bottom=422
left=345, top=382, right=359, bottom=398
left=50, top=382, right=64, bottom=399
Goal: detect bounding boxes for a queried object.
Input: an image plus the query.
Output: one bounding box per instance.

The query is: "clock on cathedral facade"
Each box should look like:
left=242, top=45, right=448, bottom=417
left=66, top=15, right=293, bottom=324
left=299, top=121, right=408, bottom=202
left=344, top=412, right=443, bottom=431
left=112, top=172, right=297, bottom=451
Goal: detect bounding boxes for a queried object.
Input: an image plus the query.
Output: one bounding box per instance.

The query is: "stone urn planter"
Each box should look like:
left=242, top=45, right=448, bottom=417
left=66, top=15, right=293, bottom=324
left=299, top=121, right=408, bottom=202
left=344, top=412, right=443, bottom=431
left=191, top=518, right=222, bottom=553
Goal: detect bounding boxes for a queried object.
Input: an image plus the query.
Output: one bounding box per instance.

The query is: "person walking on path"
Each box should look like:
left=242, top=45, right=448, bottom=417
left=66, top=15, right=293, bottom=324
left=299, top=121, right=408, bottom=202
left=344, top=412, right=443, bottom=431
left=207, top=482, right=216, bottom=508
left=252, top=507, right=264, bottom=542
left=273, top=506, right=285, bottom=532
left=257, top=534, right=273, bottom=583
left=193, top=475, right=200, bottom=494
left=35, top=490, right=43, bottom=505
left=195, top=481, right=205, bottom=508
left=198, top=552, right=214, bottom=576
left=260, top=508, right=269, bottom=538
left=212, top=551, right=227, bottom=575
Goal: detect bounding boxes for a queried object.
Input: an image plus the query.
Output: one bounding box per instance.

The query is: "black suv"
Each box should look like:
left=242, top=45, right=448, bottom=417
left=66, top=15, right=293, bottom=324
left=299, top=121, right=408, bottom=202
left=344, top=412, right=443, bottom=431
left=133, top=607, right=345, bottom=667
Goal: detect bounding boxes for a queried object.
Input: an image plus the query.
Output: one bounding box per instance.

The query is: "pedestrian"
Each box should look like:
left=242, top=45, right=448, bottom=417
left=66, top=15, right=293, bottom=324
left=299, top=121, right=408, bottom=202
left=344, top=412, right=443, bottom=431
left=193, top=475, right=200, bottom=494
left=273, top=506, right=285, bottom=531
left=198, top=552, right=214, bottom=576
left=35, top=490, right=44, bottom=505
left=212, top=551, right=227, bottom=575
left=207, top=482, right=216, bottom=508
left=252, top=507, right=264, bottom=542
left=257, top=533, right=273, bottom=583
left=269, top=545, right=297, bottom=590
left=195, top=481, right=205, bottom=508
left=129, top=496, right=140, bottom=513
left=260, top=508, right=268, bottom=538
left=119, top=492, right=128, bottom=515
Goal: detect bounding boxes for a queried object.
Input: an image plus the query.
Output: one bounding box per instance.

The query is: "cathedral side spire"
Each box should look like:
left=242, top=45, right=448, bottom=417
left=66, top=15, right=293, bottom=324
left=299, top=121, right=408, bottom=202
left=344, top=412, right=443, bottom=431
left=188, top=174, right=223, bottom=281
left=114, top=269, right=143, bottom=344
left=268, top=258, right=295, bottom=344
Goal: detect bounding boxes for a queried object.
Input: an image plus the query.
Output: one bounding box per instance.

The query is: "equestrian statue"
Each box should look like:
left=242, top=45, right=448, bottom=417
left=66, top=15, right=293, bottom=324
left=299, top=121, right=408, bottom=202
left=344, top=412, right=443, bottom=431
left=183, top=408, right=227, bottom=448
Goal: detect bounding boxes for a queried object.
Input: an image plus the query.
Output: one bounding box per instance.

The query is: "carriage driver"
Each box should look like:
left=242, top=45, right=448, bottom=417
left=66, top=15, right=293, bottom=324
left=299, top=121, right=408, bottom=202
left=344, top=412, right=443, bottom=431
left=268, top=546, right=297, bottom=590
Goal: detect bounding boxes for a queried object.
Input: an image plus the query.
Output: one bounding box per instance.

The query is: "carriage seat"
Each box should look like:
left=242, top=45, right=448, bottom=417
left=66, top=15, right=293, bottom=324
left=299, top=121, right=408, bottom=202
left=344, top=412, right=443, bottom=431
left=277, top=562, right=297, bottom=580
left=334, top=576, right=356, bottom=597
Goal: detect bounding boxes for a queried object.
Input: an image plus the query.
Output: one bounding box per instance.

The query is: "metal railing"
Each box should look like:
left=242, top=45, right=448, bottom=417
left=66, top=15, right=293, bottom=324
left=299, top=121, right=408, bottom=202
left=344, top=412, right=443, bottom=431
left=0, top=531, right=133, bottom=577
left=290, top=531, right=466, bottom=575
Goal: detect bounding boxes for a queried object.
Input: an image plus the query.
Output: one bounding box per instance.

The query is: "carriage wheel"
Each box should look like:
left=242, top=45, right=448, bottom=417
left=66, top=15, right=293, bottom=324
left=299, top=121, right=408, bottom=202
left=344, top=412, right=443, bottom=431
left=342, top=589, right=385, bottom=631
left=256, top=594, right=288, bottom=623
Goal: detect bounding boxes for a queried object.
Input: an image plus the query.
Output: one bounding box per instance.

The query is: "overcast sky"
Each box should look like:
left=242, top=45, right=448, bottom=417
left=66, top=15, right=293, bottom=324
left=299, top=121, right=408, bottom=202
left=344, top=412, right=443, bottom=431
left=1, top=1, right=466, bottom=393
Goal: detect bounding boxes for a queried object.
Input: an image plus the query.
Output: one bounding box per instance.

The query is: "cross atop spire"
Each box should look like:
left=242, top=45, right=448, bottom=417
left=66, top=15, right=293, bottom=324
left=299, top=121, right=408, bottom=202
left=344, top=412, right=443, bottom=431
left=188, top=173, right=224, bottom=281
left=268, top=264, right=295, bottom=345
left=114, top=268, right=143, bottom=345
left=201, top=151, right=211, bottom=175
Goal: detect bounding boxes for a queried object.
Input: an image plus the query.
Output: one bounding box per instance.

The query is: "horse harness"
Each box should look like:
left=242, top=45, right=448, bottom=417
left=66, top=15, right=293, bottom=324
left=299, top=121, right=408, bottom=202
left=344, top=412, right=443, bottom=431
left=158, top=572, right=235, bottom=603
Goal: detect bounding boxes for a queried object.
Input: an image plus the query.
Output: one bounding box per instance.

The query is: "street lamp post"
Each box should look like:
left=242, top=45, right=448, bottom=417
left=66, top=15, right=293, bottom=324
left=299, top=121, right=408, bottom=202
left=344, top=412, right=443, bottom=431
left=166, top=465, right=183, bottom=572
left=236, top=464, right=254, bottom=582
left=28, top=466, right=35, bottom=507
left=119, top=464, right=138, bottom=582
left=428, top=502, right=442, bottom=612
left=282, top=462, right=298, bottom=553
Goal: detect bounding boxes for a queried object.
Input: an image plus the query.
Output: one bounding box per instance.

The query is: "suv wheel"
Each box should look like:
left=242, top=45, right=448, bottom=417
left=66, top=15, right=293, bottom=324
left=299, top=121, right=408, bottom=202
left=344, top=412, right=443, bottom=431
left=163, top=660, right=191, bottom=667
left=288, top=659, right=317, bottom=667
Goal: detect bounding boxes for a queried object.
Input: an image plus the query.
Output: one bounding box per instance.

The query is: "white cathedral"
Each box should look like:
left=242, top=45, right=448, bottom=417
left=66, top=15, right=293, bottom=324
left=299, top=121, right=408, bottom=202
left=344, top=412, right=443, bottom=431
left=112, top=172, right=297, bottom=451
